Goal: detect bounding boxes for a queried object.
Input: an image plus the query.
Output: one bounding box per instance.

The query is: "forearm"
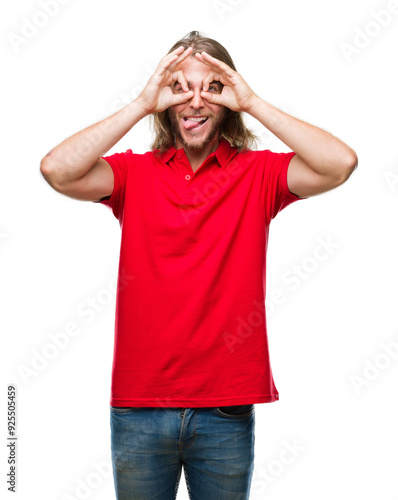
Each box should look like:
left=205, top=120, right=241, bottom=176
left=40, top=98, right=148, bottom=185
left=246, top=96, right=358, bottom=176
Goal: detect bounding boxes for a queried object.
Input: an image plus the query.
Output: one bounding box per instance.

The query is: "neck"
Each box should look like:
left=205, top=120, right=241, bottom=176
left=175, top=135, right=220, bottom=173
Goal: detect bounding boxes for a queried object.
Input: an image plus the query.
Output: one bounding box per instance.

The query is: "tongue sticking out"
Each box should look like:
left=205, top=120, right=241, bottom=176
left=183, top=117, right=208, bottom=130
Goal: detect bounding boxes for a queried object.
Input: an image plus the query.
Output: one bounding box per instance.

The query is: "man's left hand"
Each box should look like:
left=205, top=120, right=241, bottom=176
left=195, top=51, right=257, bottom=113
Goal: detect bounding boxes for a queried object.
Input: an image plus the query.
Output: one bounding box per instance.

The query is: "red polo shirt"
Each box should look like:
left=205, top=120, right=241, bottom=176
left=98, top=138, right=302, bottom=407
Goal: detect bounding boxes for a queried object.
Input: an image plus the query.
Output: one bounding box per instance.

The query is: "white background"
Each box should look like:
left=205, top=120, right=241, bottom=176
left=1, top=0, right=398, bottom=499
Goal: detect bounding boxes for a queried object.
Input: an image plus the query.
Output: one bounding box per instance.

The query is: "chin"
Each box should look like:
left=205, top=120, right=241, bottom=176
left=176, top=120, right=222, bottom=151
left=180, top=133, right=217, bottom=150
left=168, top=107, right=226, bottom=151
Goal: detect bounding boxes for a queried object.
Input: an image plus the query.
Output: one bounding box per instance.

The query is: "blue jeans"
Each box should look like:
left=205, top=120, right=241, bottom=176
left=110, top=405, right=255, bottom=499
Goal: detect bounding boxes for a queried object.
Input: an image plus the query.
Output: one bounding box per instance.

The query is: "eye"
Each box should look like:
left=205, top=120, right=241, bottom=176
left=208, top=84, right=221, bottom=93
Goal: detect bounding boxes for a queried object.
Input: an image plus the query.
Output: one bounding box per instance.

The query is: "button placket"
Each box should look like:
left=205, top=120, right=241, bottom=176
left=174, top=152, right=193, bottom=196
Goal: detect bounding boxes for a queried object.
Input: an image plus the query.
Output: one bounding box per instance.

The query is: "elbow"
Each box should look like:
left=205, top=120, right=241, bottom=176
left=337, top=149, right=358, bottom=186
left=40, top=157, right=64, bottom=191
left=347, top=149, right=359, bottom=174
left=40, top=157, right=53, bottom=180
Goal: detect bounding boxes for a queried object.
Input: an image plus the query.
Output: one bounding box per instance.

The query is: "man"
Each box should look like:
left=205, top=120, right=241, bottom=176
left=40, top=31, right=357, bottom=500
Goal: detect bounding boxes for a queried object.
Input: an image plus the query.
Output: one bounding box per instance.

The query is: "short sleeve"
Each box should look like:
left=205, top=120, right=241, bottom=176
left=263, top=150, right=303, bottom=223
left=94, top=149, right=134, bottom=222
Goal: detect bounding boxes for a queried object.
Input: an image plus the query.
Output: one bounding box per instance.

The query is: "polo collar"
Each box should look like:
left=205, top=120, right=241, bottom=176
left=160, top=138, right=236, bottom=168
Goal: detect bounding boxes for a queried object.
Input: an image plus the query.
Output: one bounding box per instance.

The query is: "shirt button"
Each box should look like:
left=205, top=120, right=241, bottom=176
left=185, top=175, right=191, bottom=180
left=177, top=153, right=182, bottom=159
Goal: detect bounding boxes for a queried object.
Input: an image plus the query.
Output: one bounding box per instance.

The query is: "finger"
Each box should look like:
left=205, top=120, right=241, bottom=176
left=194, top=52, right=225, bottom=74
left=196, top=51, right=226, bottom=69
left=171, top=90, right=194, bottom=106
left=171, top=70, right=189, bottom=92
left=196, top=51, right=235, bottom=78
left=200, top=91, right=223, bottom=105
left=170, top=46, right=194, bottom=70
left=161, top=46, right=185, bottom=67
left=202, top=71, right=222, bottom=92
left=157, top=46, right=187, bottom=75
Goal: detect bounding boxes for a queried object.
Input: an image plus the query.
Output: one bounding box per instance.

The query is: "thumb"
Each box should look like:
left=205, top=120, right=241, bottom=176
left=171, top=90, right=194, bottom=106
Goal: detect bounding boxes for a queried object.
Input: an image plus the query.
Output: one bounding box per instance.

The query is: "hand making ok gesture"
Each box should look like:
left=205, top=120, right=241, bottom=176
left=137, top=46, right=195, bottom=114
left=194, top=51, right=258, bottom=113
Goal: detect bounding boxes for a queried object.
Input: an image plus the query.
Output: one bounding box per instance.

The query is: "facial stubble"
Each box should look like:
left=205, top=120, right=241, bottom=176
left=167, top=107, right=227, bottom=151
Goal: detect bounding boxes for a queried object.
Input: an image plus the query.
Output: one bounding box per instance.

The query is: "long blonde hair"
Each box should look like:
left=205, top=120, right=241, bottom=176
left=150, top=31, right=258, bottom=154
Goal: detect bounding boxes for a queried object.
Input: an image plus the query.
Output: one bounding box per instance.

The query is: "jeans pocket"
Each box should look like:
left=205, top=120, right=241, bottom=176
left=216, top=404, right=254, bottom=419
left=110, top=406, right=140, bottom=414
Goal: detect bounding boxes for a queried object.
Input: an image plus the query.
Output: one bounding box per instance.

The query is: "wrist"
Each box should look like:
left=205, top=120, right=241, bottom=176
left=243, top=94, right=262, bottom=115
left=132, top=95, right=153, bottom=118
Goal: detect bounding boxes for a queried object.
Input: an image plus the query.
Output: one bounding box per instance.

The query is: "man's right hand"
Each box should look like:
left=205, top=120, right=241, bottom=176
left=136, top=46, right=194, bottom=114
left=40, top=46, right=195, bottom=202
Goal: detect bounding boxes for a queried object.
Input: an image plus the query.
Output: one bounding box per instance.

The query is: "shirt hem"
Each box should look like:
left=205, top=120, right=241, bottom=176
left=110, top=394, right=279, bottom=407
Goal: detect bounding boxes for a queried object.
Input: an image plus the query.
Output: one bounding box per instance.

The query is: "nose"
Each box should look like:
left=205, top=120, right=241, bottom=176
left=189, top=88, right=205, bottom=109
